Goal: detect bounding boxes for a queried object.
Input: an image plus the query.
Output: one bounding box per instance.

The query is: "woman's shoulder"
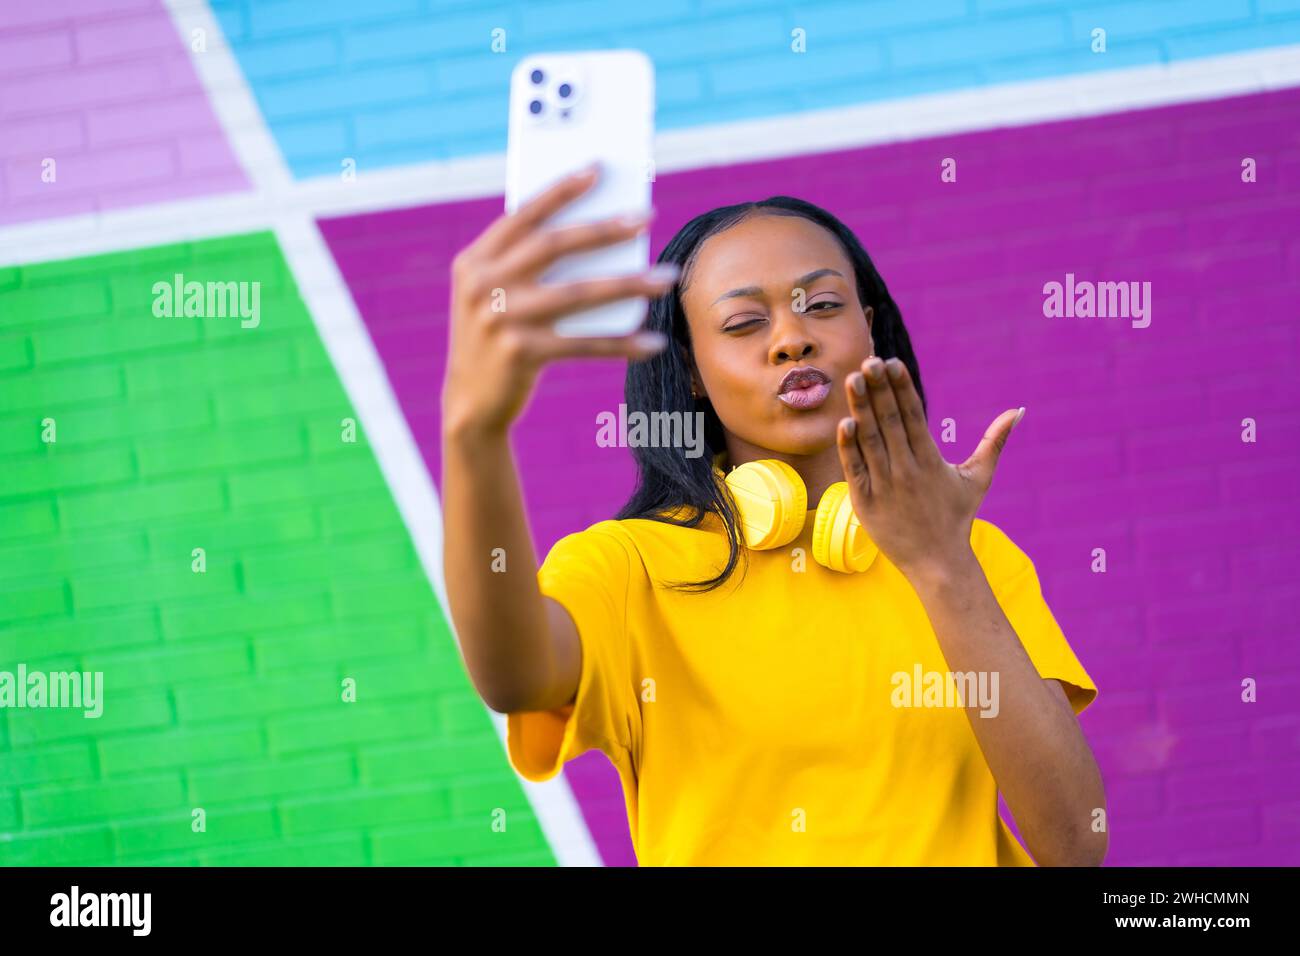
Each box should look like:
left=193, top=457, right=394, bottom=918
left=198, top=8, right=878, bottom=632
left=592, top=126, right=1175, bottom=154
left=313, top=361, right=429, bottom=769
left=542, top=508, right=729, bottom=577
left=969, top=516, right=1036, bottom=584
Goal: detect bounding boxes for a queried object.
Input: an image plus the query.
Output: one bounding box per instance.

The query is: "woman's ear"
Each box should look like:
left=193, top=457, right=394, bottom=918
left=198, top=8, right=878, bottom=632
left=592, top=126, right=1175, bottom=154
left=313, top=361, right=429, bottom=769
left=863, top=305, right=875, bottom=355
left=681, top=344, right=706, bottom=400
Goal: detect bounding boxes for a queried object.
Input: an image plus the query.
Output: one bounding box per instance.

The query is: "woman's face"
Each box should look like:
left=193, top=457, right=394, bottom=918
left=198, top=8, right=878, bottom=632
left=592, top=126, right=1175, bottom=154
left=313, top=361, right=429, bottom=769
left=678, top=212, right=874, bottom=460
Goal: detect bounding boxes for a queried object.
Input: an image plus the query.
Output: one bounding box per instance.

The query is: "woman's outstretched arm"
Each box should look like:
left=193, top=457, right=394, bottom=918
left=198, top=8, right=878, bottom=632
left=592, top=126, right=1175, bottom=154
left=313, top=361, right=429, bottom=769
left=440, top=165, right=676, bottom=714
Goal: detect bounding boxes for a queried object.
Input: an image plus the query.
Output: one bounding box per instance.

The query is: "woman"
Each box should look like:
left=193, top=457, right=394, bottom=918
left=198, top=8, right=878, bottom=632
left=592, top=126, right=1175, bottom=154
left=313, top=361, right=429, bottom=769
left=441, top=164, right=1106, bottom=866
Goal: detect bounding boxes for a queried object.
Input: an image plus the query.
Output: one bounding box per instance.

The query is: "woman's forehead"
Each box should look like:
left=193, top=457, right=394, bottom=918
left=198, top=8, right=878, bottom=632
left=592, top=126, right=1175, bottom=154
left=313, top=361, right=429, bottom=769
left=686, top=214, right=850, bottom=294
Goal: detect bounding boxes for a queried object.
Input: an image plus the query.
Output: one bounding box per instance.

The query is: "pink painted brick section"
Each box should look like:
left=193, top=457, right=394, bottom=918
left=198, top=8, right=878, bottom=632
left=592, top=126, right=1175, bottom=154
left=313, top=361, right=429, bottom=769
left=0, top=0, right=246, bottom=226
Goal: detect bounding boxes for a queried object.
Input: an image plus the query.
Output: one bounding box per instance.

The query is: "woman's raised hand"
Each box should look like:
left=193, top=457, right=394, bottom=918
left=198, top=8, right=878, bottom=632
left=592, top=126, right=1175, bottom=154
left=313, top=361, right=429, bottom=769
left=835, top=356, right=1025, bottom=581
left=442, top=164, right=679, bottom=437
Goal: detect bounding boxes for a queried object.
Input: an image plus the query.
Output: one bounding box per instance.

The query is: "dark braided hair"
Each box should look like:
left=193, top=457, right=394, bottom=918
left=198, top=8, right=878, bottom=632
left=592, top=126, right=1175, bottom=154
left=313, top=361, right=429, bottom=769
left=615, top=196, right=926, bottom=592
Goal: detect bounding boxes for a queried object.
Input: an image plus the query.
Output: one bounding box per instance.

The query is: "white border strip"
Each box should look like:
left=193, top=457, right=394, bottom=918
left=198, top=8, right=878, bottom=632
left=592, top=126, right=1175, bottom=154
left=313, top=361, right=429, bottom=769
left=3, top=41, right=1300, bottom=266
left=159, top=0, right=602, bottom=868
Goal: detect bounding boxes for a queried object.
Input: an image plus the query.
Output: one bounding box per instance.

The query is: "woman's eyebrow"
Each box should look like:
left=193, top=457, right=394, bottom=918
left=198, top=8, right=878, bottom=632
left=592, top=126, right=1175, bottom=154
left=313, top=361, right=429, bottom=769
left=709, top=268, right=844, bottom=307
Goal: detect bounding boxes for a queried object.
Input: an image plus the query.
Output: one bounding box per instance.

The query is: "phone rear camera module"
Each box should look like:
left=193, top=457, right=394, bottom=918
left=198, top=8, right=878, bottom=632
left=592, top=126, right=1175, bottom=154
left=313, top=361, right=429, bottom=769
left=529, top=99, right=543, bottom=115
left=530, top=68, right=544, bottom=84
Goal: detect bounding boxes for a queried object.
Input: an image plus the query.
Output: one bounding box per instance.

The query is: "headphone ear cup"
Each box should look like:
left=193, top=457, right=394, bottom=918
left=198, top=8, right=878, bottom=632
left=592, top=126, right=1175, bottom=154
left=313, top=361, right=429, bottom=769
left=724, top=459, right=807, bottom=550
left=811, top=482, right=878, bottom=573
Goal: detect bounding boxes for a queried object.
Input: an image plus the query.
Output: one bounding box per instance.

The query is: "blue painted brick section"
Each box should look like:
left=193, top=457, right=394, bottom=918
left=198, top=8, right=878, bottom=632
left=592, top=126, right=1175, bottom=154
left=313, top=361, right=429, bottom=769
left=205, top=0, right=1300, bottom=177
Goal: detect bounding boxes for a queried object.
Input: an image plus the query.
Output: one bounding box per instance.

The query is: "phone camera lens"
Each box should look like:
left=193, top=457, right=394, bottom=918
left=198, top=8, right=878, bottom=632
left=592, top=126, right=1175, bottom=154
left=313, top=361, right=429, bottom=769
left=529, top=99, right=543, bottom=115
left=530, top=69, right=544, bottom=84
left=558, top=83, right=572, bottom=98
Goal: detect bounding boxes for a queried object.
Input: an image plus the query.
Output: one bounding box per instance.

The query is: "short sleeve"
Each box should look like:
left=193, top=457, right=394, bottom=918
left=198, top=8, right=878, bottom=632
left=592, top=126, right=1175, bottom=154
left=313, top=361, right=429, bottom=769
left=505, top=525, right=638, bottom=782
left=976, top=520, right=1099, bottom=717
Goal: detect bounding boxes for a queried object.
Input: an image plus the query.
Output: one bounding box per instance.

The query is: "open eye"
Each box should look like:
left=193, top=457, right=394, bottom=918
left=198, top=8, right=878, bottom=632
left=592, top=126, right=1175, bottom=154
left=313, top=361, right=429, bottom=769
left=806, top=300, right=841, bottom=312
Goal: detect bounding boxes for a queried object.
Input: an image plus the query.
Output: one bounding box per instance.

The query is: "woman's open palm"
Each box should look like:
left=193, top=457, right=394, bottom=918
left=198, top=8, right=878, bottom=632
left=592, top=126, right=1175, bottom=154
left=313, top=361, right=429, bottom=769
left=835, top=356, right=1024, bottom=579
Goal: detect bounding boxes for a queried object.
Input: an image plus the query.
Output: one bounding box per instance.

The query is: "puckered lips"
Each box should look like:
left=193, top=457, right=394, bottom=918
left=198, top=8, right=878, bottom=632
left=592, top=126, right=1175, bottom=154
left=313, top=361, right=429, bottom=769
left=777, top=365, right=832, bottom=410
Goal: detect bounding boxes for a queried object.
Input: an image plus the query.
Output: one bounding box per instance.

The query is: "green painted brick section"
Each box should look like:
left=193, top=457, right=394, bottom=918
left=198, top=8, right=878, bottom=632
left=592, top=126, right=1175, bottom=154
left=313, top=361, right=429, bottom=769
left=60, top=476, right=226, bottom=531
left=4, top=448, right=135, bottom=500
left=0, top=825, right=114, bottom=865
left=369, top=819, right=543, bottom=864
left=0, top=235, right=554, bottom=867
left=97, top=724, right=264, bottom=776
left=22, top=773, right=185, bottom=827
left=190, top=754, right=355, bottom=804
left=243, top=536, right=413, bottom=591
left=0, top=792, right=19, bottom=830
left=174, top=667, right=341, bottom=722
left=124, top=341, right=297, bottom=396
left=227, top=456, right=384, bottom=508
left=450, top=778, right=536, bottom=818
left=281, top=784, right=451, bottom=836
left=162, top=589, right=332, bottom=641
left=333, top=572, right=437, bottom=619
left=254, top=617, right=424, bottom=671
left=6, top=688, right=172, bottom=747
left=0, top=280, right=111, bottom=327
left=0, top=529, right=149, bottom=582
left=0, top=608, right=161, bottom=660
left=0, top=398, right=215, bottom=455
left=200, top=834, right=366, bottom=867
left=359, top=737, right=510, bottom=787
left=2, top=581, right=68, bottom=621
left=115, top=850, right=201, bottom=866
left=319, top=500, right=403, bottom=538
left=0, top=743, right=95, bottom=786
left=0, top=500, right=58, bottom=542
left=268, top=698, right=441, bottom=756
left=0, top=363, right=123, bottom=414
left=114, top=807, right=277, bottom=856
left=83, top=639, right=252, bottom=692
left=147, top=506, right=318, bottom=558
left=34, top=314, right=203, bottom=365
left=439, top=695, right=495, bottom=736
left=0, top=333, right=30, bottom=371
left=341, top=650, right=469, bottom=700
left=73, top=564, right=241, bottom=611
left=135, top=420, right=308, bottom=478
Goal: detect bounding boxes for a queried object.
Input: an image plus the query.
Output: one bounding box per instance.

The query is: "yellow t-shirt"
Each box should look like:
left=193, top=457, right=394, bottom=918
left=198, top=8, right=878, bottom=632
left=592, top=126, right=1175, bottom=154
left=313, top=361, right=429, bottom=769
left=506, top=507, right=1098, bottom=866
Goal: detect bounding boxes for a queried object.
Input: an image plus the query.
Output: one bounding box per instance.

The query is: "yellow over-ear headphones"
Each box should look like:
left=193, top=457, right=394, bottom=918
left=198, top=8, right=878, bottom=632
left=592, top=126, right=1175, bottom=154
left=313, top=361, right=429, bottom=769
left=713, top=459, right=879, bottom=573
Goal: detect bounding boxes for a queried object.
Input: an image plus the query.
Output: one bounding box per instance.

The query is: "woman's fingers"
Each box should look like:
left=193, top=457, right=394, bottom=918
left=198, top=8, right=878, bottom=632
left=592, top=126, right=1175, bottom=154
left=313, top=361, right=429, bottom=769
left=477, top=163, right=599, bottom=259
left=497, top=209, right=655, bottom=280
left=836, top=415, right=871, bottom=497
left=527, top=326, right=668, bottom=363
left=883, top=358, right=942, bottom=466
left=506, top=266, right=680, bottom=326
left=861, top=356, right=914, bottom=473
left=845, top=368, right=889, bottom=486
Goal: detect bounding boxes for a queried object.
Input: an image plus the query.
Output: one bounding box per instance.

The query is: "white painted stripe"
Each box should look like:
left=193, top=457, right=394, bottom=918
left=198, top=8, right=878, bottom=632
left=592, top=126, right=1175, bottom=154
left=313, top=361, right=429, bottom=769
left=157, top=0, right=602, bottom=868
left=3, top=41, right=1300, bottom=265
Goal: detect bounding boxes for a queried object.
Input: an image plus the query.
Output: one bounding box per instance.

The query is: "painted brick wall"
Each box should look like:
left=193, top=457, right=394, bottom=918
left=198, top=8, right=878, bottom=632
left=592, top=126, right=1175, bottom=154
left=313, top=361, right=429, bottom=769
left=2, top=0, right=1297, bottom=868
left=0, top=235, right=553, bottom=866
left=0, top=0, right=247, bottom=227
left=323, top=84, right=1300, bottom=867
left=208, top=0, right=1300, bottom=177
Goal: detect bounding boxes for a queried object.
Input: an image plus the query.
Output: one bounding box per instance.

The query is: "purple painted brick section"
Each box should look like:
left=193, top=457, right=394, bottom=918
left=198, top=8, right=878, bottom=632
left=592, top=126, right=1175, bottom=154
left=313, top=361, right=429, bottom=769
left=321, top=86, right=1300, bottom=867
left=0, top=0, right=246, bottom=226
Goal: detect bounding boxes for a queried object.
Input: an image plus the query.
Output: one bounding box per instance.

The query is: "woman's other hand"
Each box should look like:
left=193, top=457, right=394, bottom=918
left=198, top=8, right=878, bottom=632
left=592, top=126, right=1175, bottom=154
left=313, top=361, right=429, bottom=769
left=835, top=356, right=1024, bottom=582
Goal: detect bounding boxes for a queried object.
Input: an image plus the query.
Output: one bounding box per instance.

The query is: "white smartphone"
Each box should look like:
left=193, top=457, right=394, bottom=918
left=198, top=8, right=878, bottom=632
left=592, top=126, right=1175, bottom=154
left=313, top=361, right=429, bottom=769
left=505, top=50, right=655, bottom=338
